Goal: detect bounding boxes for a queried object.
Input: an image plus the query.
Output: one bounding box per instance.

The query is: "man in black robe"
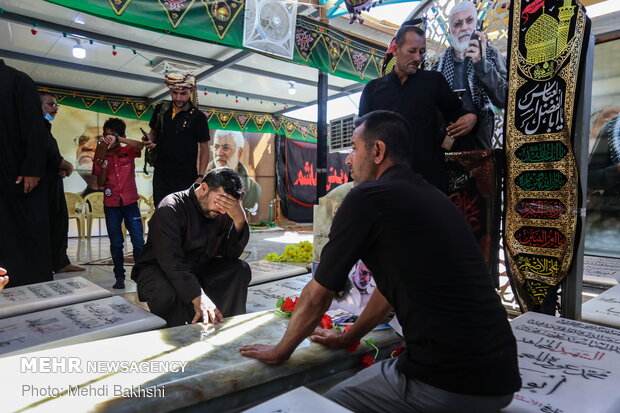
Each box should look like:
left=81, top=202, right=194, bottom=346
left=40, top=92, right=85, bottom=274
left=132, top=167, right=251, bottom=327
left=0, top=60, right=52, bottom=287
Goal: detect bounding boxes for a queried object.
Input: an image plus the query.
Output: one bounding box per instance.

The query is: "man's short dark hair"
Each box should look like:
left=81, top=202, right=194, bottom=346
left=202, top=167, right=244, bottom=200
left=354, top=110, right=411, bottom=164
left=103, top=118, right=126, bottom=136
left=39, top=92, right=56, bottom=101
left=394, top=25, right=425, bottom=47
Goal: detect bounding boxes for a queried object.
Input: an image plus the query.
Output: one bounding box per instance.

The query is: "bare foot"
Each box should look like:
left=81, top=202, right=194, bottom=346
left=55, top=263, right=86, bottom=273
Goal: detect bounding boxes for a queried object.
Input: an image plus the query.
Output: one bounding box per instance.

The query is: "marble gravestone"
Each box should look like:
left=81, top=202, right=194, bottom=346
left=583, top=255, right=620, bottom=285
left=248, top=260, right=308, bottom=286
left=0, top=277, right=112, bottom=319
left=0, top=310, right=401, bottom=413
left=246, top=273, right=313, bottom=313
left=502, top=312, right=620, bottom=413
left=0, top=296, right=166, bottom=357
left=582, top=284, right=620, bottom=328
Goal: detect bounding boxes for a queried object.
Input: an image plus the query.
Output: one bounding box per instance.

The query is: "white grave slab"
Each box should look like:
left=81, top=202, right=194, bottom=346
left=582, top=284, right=620, bottom=328
left=0, top=296, right=166, bottom=357
left=246, top=273, right=312, bottom=313
left=0, top=277, right=112, bottom=319
left=248, top=260, right=308, bottom=286
left=502, top=312, right=620, bottom=413
left=584, top=255, right=620, bottom=283
left=244, top=386, right=353, bottom=413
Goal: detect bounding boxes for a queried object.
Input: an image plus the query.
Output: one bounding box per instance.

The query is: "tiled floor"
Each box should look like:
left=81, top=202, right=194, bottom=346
left=56, top=229, right=314, bottom=298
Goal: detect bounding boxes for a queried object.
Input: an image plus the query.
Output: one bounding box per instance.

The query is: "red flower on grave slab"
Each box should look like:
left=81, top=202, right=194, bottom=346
left=361, top=354, right=375, bottom=368
left=343, top=325, right=360, bottom=352
left=280, top=297, right=298, bottom=313
left=320, top=314, right=334, bottom=329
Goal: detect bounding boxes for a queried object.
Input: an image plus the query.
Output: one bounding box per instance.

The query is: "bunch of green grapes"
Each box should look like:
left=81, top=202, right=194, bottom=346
left=264, top=241, right=313, bottom=262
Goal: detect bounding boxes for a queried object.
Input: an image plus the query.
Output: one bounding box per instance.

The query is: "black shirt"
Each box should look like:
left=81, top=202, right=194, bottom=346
left=314, top=164, right=521, bottom=396
left=132, top=184, right=249, bottom=303
left=359, top=70, right=468, bottom=192
left=149, top=102, right=210, bottom=179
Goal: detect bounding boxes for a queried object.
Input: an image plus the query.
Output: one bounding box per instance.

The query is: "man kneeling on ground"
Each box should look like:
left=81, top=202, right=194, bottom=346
left=240, top=110, right=520, bottom=412
left=132, top=167, right=251, bottom=327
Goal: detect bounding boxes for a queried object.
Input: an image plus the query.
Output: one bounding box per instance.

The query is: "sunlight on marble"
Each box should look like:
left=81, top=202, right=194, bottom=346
left=264, top=232, right=313, bottom=245
left=200, top=310, right=275, bottom=346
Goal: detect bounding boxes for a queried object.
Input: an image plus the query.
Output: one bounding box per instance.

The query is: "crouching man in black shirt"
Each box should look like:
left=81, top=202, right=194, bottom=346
left=240, top=110, right=520, bottom=412
left=132, top=167, right=251, bottom=327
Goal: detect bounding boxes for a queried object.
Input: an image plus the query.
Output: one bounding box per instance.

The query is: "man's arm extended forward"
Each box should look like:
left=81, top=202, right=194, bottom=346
left=309, top=289, right=392, bottom=349
left=240, top=279, right=335, bottom=364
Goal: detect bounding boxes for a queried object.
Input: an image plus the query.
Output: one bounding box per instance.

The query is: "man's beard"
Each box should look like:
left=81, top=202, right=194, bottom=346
left=203, top=209, right=221, bottom=220
left=215, top=151, right=240, bottom=170
left=451, top=32, right=471, bottom=55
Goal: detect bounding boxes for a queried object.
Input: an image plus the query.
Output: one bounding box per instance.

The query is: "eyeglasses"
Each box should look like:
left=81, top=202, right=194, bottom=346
left=44, top=102, right=59, bottom=108
left=210, top=144, right=237, bottom=154
left=73, top=135, right=98, bottom=146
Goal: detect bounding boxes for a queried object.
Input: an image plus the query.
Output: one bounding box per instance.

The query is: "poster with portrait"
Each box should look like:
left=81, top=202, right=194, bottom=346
left=50, top=105, right=151, bottom=199
left=206, top=130, right=276, bottom=223
left=329, top=260, right=376, bottom=316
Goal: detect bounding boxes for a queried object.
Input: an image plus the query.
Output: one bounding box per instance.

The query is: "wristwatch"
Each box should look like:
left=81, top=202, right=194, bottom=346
left=197, top=174, right=204, bottom=179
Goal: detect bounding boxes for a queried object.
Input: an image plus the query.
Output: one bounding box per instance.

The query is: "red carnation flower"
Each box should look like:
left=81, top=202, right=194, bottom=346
left=281, top=297, right=298, bottom=312
left=319, top=314, right=334, bottom=329
left=361, top=354, right=375, bottom=368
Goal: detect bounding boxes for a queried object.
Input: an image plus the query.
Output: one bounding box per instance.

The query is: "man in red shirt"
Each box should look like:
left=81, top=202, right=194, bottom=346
left=92, top=118, right=145, bottom=289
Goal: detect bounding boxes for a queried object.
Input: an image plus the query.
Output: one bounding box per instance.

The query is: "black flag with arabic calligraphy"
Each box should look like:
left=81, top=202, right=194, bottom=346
left=503, top=0, right=590, bottom=314
left=276, top=137, right=349, bottom=222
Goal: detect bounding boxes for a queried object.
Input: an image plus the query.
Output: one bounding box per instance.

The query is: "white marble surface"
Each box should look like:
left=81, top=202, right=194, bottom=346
left=582, top=284, right=620, bottom=328
left=248, top=260, right=308, bottom=286
left=244, top=386, right=352, bottom=412
left=246, top=273, right=313, bottom=313
left=0, top=309, right=400, bottom=413
left=0, top=296, right=165, bottom=357
left=502, top=312, right=620, bottom=413
left=583, top=255, right=620, bottom=282
left=0, top=277, right=112, bottom=319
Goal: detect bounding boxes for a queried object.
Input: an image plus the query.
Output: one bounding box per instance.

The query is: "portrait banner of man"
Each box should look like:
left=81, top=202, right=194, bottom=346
left=50, top=105, right=151, bottom=205
left=206, top=130, right=262, bottom=217
left=329, top=260, right=376, bottom=316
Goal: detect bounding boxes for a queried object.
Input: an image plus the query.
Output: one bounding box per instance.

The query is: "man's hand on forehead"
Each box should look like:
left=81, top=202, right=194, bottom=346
left=215, top=193, right=245, bottom=222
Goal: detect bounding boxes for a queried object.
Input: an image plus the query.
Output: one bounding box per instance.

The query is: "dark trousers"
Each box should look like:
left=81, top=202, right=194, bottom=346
left=136, top=258, right=251, bottom=327
left=104, top=202, right=144, bottom=281
left=48, top=177, right=70, bottom=271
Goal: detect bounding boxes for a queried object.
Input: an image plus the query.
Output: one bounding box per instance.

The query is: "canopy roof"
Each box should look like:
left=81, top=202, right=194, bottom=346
left=0, top=0, right=404, bottom=116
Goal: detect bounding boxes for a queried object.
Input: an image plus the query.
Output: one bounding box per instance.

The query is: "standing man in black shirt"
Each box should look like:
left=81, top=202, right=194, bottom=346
left=240, top=111, right=520, bottom=412
left=359, top=25, right=477, bottom=193
left=132, top=167, right=251, bottom=327
left=40, top=92, right=85, bottom=274
left=145, top=73, right=211, bottom=206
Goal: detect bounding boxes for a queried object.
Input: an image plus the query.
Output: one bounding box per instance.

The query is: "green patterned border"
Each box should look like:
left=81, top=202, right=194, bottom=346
left=44, top=0, right=385, bottom=83
left=38, top=85, right=318, bottom=142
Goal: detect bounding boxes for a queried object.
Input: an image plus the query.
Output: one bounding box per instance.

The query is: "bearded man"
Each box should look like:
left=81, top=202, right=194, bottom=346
left=432, top=0, right=507, bottom=151
left=132, top=167, right=251, bottom=327
left=145, top=73, right=211, bottom=206
left=207, top=130, right=262, bottom=215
